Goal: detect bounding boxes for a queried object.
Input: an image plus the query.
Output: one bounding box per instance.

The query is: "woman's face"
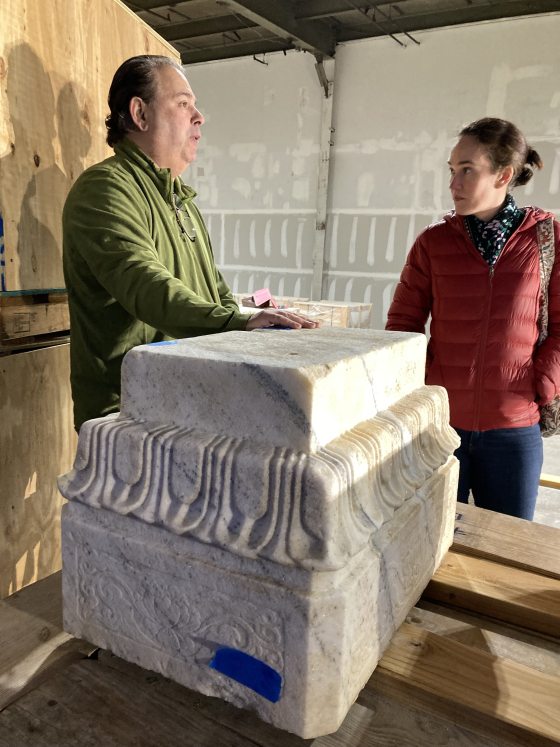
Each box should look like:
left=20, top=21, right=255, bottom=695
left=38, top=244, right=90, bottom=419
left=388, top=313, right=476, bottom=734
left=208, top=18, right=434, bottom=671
left=448, top=135, right=512, bottom=221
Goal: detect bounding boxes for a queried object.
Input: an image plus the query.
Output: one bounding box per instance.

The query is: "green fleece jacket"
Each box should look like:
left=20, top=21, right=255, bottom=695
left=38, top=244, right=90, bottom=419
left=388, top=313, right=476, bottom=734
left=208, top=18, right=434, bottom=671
left=63, top=138, right=251, bottom=429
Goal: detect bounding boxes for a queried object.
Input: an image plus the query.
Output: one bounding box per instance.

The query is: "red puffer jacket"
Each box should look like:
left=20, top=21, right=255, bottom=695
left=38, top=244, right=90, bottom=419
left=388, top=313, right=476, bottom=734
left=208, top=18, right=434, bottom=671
left=386, top=207, right=560, bottom=431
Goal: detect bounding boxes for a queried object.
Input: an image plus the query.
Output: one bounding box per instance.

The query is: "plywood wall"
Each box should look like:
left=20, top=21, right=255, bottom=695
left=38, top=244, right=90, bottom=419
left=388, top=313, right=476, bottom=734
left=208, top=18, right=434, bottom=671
left=0, top=345, right=76, bottom=598
left=0, top=0, right=179, bottom=292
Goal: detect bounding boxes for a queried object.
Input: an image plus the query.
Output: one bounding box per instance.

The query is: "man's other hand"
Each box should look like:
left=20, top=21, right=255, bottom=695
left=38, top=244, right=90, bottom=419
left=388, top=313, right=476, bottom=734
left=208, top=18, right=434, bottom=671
left=245, top=309, right=319, bottom=331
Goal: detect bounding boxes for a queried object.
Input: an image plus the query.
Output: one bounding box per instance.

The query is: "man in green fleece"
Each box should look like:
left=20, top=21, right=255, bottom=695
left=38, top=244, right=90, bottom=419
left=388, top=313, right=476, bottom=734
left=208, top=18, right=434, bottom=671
left=63, top=55, right=316, bottom=430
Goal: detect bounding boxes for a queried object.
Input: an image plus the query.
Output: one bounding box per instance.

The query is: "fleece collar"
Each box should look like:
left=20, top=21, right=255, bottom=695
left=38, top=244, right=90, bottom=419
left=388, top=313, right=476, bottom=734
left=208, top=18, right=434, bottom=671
left=113, top=137, right=197, bottom=205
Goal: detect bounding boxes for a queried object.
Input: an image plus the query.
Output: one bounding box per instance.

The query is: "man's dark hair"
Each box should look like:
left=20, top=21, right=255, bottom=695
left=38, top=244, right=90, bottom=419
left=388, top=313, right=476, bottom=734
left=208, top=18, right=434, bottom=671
left=105, top=55, right=183, bottom=147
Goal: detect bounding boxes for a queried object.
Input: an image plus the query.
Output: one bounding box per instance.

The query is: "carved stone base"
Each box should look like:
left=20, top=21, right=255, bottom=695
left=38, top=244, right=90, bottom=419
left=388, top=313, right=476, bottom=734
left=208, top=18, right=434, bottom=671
left=62, top=455, right=456, bottom=739
left=60, top=329, right=460, bottom=737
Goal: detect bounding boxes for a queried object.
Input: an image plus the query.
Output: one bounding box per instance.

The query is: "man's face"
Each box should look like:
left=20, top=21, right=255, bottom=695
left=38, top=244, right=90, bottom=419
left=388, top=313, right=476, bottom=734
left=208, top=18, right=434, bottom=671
left=142, top=65, right=204, bottom=177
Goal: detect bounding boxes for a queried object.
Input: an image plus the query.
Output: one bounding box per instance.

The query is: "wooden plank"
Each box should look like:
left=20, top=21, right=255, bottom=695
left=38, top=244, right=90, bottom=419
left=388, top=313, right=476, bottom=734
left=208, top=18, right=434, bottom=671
left=108, top=647, right=513, bottom=747
left=540, top=472, right=560, bottom=490
left=411, top=602, right=560, bottom=677
left=0, top=572, right=94, bottom=711
left=0, top=573, right=522, bottom=747
left=0, top=300, right=69, bottom=339
left=0, top=0, right=179, bottom=292
left=363, top=622, right=560, bottom=747
left=0, top=344, right=77, bottom=598
left=293, top=300, right=350, bottom=327
left=0, top=646, right=523, bottom=747
left=425, top=550, right=560, bottom=637
left=0, top=334, right=70, bottom=356
left=453, top=503, right=560, bottom=580
left=346, top=696, right=513, bottom=747
left=0, top=647, right=309, bottom=747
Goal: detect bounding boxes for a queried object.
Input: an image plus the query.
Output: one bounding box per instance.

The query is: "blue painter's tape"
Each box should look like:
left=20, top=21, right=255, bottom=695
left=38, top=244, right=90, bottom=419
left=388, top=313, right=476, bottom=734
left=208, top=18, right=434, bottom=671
left=209, top=648, right=282, bottom=703
left=147, top=340, right=179, bottom=346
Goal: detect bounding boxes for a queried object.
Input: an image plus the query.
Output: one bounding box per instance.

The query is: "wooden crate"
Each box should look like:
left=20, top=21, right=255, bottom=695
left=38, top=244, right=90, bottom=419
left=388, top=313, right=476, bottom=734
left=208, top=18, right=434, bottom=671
left=293, top=300, right=373, bottom=328
left=0, top=507, right=559, bottom=745
left=0, top=344, right=77, bottom=598
left=233, top=292, right=310, bottom=310
left=0, top=0, right=179, bottom=292
left=0, top=291, right=69, bottom=345
left=232, top=294, right=373, bottom=329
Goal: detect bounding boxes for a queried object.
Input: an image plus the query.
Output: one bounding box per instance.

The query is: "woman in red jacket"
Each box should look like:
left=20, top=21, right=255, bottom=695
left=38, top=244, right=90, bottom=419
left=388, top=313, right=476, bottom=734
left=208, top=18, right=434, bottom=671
left=386, top=117, right=560, bottom=520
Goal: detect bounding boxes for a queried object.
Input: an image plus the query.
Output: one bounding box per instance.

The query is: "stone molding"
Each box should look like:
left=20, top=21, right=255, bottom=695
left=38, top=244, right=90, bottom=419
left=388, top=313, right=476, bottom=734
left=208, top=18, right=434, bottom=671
left=59, top=385, right=458, bottom=571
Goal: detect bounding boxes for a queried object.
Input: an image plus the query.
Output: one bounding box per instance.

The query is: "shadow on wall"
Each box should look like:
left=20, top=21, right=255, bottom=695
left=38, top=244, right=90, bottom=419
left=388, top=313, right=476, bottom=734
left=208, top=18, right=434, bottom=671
left=0, top=42, right=92, bottom=291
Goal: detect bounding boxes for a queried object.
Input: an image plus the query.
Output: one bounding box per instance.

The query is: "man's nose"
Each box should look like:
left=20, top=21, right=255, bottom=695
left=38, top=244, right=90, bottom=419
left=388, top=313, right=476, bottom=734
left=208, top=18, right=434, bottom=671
left=193, top=107, right=205, bottom=125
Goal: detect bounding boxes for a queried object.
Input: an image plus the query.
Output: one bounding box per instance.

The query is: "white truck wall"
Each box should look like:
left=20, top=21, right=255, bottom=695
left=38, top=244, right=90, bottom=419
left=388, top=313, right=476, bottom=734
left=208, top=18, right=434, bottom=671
left=186, top=52, right=322, bottom=299
left=185, top=14, right=560, bottom=326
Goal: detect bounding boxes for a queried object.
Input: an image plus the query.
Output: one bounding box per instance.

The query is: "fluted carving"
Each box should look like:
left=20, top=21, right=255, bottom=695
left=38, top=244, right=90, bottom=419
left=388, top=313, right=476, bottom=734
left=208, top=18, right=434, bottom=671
left=59, top=386, right=457, bottom=570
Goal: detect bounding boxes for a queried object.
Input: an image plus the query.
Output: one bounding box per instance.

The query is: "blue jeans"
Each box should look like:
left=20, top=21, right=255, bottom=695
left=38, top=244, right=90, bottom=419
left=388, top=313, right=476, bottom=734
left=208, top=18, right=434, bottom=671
left=454, top=425, right=543, bottom=520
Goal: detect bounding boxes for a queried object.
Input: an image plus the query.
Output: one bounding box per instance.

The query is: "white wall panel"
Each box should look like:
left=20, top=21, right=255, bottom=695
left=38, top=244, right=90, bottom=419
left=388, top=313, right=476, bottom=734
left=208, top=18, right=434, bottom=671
left=327, top=14, right=560, bottom=326
left=185, top=52, right=322, bottom=299
left=184, top=14, right=560, bottom=325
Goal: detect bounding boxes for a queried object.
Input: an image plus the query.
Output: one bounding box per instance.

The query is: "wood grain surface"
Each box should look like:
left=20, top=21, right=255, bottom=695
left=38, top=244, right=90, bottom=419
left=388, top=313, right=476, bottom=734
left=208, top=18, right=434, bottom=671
left=365, top=622, right=560, bottom=747
left=0, top=0, right=178, bottom=291
left=425, top=550, right=560, bottom=637
left=453, top=503, right=560, bottom=579
left=2, top=506, right=559, bottom=745
left=0, top=344, right=76, bottom=597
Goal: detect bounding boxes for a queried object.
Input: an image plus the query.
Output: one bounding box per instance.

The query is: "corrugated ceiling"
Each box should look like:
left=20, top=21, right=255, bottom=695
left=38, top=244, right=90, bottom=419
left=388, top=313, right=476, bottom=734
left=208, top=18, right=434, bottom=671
left=122, top=0, right=560, bottom=63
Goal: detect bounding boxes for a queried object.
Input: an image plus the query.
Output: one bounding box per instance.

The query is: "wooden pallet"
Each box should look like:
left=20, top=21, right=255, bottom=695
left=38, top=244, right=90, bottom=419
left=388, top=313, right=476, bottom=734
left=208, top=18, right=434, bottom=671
left=0, top=291, right=70, bottom=354
left=0, top=507, right=559, bottom=746
left=0, top=292, right=69, bottom=339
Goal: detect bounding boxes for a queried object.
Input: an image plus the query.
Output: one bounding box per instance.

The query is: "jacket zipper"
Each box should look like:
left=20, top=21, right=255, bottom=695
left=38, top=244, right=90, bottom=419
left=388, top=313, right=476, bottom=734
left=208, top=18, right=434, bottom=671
left=453, top=209, right=541, bottom=430
left=472, top=264, right=494, bottom=430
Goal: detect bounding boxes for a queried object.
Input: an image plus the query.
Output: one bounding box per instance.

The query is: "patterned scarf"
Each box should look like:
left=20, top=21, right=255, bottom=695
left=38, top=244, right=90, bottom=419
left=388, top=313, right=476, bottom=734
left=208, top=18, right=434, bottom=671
left=465, top=194, right=526, bottom=266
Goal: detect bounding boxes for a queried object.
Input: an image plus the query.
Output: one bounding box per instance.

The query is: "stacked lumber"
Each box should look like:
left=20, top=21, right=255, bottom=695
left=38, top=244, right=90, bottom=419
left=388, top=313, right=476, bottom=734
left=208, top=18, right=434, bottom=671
left=292, top=300, right=373, bottom=328
left=0, top=291, right=69, bottom=353
left=234, top=292, right=373, bottom=328
left=386, top=503, right=560, bottom=746
left=0, top=506, right=558, bottom=746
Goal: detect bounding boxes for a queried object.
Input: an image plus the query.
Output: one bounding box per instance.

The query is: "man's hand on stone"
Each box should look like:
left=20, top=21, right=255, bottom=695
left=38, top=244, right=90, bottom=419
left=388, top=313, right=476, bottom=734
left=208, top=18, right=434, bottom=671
left=245, top=309, right=319, bottom=331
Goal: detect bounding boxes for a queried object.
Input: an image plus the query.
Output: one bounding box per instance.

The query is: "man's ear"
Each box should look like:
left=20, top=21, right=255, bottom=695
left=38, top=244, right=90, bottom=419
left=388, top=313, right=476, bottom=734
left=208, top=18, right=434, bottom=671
left=129, top=96, right=148, bottom=131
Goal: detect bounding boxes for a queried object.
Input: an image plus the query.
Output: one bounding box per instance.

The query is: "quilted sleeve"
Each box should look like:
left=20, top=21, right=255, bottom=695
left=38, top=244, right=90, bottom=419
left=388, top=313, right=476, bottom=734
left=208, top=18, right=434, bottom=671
left=385, top=232, right=432, bottom=333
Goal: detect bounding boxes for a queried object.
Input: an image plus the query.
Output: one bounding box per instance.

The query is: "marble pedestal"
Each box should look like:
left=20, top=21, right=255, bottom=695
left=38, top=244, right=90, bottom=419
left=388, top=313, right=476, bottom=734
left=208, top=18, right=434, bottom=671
left=59, top=329, right=459, bottom=738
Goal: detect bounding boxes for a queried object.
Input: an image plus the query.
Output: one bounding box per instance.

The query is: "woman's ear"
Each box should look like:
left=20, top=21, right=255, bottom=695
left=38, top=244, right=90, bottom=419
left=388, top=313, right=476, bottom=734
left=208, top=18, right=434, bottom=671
left=496, top=164, right=514, bottom=188
left=129, top=96, right=148, bottom=131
